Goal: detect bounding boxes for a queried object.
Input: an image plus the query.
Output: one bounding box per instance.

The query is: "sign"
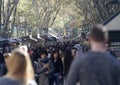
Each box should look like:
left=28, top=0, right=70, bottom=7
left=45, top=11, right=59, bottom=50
left=110, top=42, right=120, bottom=57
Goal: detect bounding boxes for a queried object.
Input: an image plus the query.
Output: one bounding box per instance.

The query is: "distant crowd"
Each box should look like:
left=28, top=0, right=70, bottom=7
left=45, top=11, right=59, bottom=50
left=0, top=24, right=119, bottom=85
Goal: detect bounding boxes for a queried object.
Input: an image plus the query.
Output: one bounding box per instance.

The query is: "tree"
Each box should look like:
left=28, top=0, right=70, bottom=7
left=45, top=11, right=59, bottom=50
left=0, top=0, right=2, bottom=32
left=0, top=0, right=19, bottom=38
left=32, top=0, right=63, bottom=35
left=76, top=0, right=120, bottom=25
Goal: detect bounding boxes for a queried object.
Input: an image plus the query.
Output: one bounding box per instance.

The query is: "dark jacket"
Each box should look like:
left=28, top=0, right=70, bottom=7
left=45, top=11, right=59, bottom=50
left=66, top=51, right=120, bottom=85
left=51, top=57, right=63, bottom=76
left=64, top=50, right=73, bottom=76
left=108, top=50, right=117, bottom=59
left=0, top=63, right=7, bottom=76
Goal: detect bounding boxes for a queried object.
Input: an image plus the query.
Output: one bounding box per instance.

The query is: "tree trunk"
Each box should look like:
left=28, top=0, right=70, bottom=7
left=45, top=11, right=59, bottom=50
left=2, top=0, right=5, bottom=24
left=0, top=0, right=2, bottom=32
left=1, top=0, right=19, bottom=38
left=93, top=0, right=104, bottom=22
left=11, top=5, right=17, bottom=38
left=98, top=0, right=109, bottom=19
left=86, top=0, right=95, bottom=24
left=50, top=6, right=61, bottom=27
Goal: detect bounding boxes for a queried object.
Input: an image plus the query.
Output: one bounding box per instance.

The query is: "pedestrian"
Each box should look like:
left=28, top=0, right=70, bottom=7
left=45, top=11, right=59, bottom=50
left=37, top=49, right=54, bottom=85
left=2, top=53, right=11, bottom=76
left=63, top=49, right=73, bottom=77
left=66, top=25, right=120, bottom=85
left=71, top=47, right=77, bottom=58
left=51, top=50, right=63, bottom=85
left=106, top=44, right=117, bottom=59
left=0, top=48, right=37, bottom=85
left=63, top=49, right=73, bottom=84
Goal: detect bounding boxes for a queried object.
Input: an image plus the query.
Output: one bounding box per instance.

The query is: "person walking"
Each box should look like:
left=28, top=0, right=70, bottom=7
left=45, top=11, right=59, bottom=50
left=66, top=25, right=120, bottom=85
left=51, top=50, right=63, bottom=85
left=37, top=49, right=54, bottom=85
left=0, top=48, right=37, bottom=85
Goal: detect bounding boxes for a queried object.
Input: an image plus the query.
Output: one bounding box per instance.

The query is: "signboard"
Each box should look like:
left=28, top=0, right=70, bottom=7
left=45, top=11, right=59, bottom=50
left=110, top=42, right=120, bottom=57
left=109, top=31, right=120, bottom=57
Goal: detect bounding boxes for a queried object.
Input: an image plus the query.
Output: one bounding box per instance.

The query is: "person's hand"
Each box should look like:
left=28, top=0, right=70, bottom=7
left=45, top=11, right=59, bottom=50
left=59, top=75, right=62, bottom=79
left=46, top=64, right=49, bottom=68
left=45, top=71, right=49, bottom=74
left=43, top=64, right=48, bottom=68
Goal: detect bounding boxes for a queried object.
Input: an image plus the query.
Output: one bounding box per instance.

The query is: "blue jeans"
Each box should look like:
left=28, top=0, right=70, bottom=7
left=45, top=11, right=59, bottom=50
left=54, top=73, right=63, bottom=85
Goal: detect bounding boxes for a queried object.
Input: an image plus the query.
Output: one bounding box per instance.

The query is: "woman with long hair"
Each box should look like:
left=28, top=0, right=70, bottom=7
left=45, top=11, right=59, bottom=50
left=51, top=50, right=63, bottom=85
left=0, top=48, right=37, bottom=85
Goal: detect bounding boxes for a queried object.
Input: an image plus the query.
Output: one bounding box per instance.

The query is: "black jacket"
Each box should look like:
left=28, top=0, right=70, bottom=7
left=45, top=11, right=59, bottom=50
left=64, top=50, right=73, bottom=76
left=0, top=63, right=7, bottom=76
left=51, top=57, right=63, bottom=75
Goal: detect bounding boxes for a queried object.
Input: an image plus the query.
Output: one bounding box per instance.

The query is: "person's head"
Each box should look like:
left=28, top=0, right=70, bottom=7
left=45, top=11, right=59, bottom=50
left=40, top=49, right=48, bottom=59
left=6, top=48, right=34, bottom=81
left=64, top=49, right=72, bottom=59
left=105, top=43, right=111, bottom=51
left=20, top=45, right=28, bottom=52
left=89, top=24, right=108, bottom=46
left=71, top=47, right=77, bottom=58
left=52, top=50, right=59, bottom=59
left=3, top=53, right=11, bottom=63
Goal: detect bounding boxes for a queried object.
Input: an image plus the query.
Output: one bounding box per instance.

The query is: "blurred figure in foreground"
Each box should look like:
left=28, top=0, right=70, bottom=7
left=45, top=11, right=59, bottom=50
left=66, top=25, right=120, bottom=85
left=0, top=48, right=37, bottom=85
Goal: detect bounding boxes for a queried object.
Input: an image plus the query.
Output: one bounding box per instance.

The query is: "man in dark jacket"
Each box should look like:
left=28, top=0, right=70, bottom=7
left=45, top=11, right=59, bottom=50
left=66, top=25, right=120, bottom=85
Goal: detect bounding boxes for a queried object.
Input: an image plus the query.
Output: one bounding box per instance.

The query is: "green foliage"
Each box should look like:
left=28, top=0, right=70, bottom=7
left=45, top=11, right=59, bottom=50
left=16, top=0, right=84, bottom=29
left=18, top=0, right=36, bottom=25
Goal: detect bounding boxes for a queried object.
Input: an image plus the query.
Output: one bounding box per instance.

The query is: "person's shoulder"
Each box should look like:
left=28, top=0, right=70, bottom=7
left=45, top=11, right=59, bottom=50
left=72, top=53, right=88, bottom=66
left=76, top=51, right=92, bottom=60
left=75, top=51, right=108, bottom=63
left=0, top=76, right=24, bottom=85
left=0, top=76, right=8, bottom=81
left=0, top=76, right=10, bottom=84
left=27, top=79, right=38, bottom=85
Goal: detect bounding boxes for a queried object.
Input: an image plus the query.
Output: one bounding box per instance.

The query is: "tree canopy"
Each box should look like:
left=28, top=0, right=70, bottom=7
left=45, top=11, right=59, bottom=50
left=0, top=0, right=119, bottom=38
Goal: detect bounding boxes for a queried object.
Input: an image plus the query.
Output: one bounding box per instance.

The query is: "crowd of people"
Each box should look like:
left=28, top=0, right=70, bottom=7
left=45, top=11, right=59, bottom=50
left=24, top=41, right=80, bottom=85
left=0, top=36, right=84, bottom=85
left=0, top=24, right=119, bottom=85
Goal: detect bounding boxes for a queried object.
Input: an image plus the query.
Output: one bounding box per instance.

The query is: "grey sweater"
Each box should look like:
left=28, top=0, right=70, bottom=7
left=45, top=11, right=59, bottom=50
left=66, top=51, right=120, bottom=85
left=0, top=76, right=24, bottom=85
